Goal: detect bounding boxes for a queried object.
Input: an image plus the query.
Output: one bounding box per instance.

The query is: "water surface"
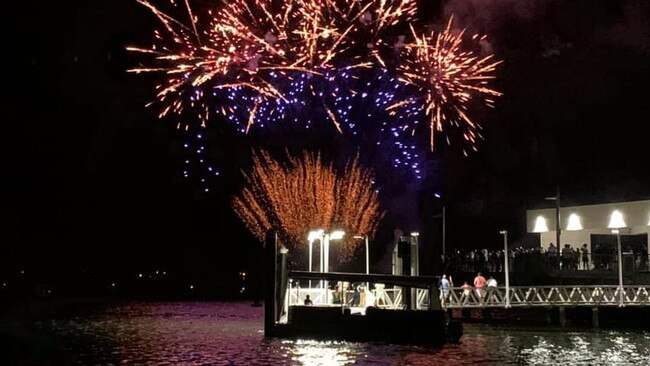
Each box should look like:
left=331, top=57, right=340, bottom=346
left=21, top=302, right=650, bottom=365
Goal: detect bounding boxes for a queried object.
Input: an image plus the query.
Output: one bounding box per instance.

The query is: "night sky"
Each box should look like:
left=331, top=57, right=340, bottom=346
left=3, top=0, right=650, bottom=283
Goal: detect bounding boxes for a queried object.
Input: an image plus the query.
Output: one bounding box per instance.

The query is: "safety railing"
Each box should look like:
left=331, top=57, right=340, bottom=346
left=443, top=285, right=650, bottom=308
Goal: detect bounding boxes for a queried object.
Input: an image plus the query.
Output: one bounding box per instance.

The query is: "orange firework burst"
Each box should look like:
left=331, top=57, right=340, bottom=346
left=127, top=0, right=416, bottom=129
left=232, top=150, right=383, bottom=261
left=388, top=16, right=503, bottom=154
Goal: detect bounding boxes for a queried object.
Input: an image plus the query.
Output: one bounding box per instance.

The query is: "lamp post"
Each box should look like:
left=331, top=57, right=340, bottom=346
left=434, top=193, right=446, bottom=262
left=307, top=229, right=324, bottom=288
left=353, top=235, right=370, bottom=276
left=545, top=185, right=561, bottom=249
left=608, top=209, right=627, bottom=307
left=499, top=230, right=510, bottom=308
left=354, top=235, right=370, bottom=290
left=322, top=230, right=345, bottom=302
left=613, top=229, right=624, bottom=307
left=607, top=210, right=627, bottom=307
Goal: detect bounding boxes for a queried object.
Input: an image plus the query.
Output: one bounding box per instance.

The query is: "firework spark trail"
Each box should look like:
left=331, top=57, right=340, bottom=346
left=389, top=16, right=503, bottom=153
left=128, top=0, right=416, bottom=130
left=232, top=150, right=383, bottom=261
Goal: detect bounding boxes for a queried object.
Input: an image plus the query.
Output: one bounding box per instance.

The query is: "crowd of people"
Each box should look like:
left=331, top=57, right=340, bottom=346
left=438, top=271, right=500, bottom=306
left=442, top=245, right=649, bottom=273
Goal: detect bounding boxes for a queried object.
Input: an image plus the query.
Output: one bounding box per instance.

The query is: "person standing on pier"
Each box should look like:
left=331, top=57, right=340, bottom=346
left=304, top=295, right=313, bottom=306
left=439, top=274, right=450, bottom=306
left=548, top=243, right=558, bottom=269
left=581, top=244, right=590, bottom=270
left=474, top=272, right=486, bottom=299
left=461, top=281, right=472, bottom=304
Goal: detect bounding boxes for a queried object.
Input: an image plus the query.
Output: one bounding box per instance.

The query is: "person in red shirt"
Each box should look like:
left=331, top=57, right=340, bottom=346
left=473, top=272, right=486, bottom=299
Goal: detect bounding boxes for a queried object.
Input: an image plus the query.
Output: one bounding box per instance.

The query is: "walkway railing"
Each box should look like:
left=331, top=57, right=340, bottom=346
left=286, top=271, right=442, bottom=313
left=288, top=284, right=650, bottom=310
left=443, top=285, right=650, bottom=308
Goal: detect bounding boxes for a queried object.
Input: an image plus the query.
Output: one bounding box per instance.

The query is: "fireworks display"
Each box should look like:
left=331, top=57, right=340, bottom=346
left=232, top=150, right=383, bottom=260
left=180, top=124, right=220, bottom=194
left=130, top=0, right=503, bottom=190
left=389, top=17, right=503, bottom=153
left=128, top=0, right=416, bottom=130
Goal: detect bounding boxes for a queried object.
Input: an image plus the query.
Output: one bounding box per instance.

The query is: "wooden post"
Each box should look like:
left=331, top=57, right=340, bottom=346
left=278, top=246, right=288, bottom=321
left=264, top=230, right=278, bottom=337
left=592, top=307, right=599, bottom=328
left=559, top=306, right=566, bottom=327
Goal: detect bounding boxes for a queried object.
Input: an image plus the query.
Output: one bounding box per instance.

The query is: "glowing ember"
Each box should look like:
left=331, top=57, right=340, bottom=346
left=232, top=150, right=383, bottom=260
left=389, top=16, right=502, bottom=153
left=128, top=0, right=416, bottom=130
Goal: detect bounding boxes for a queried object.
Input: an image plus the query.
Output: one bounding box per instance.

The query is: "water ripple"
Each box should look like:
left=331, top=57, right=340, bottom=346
left=36, top=302, right=650, bottom=365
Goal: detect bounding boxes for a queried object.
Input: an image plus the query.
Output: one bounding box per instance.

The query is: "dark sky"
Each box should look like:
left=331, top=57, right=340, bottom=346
left=2, top=0, right=649, bottom=278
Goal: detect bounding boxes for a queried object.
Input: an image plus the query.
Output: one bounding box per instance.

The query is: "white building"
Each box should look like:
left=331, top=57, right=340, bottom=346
left=526, top=199, right=650, bottom=254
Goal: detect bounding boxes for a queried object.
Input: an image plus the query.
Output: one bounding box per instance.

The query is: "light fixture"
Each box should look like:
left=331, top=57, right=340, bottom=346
left=607, top=210, right=626, bottom=229
left=308, top=229, right=324, bottom=241
left=533, top=216, right=549, bottom=233
left=410, top=232, right=419, bottom=237
left=330, top=230, right=345, bottom=240
left=566, top=213, right=583, bottom=231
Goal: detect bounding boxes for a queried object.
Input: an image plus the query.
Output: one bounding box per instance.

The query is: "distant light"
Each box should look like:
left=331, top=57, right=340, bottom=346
left=155, top=270, right=159, bottom=275
left=607, top=210, right=626, bottom=229
left=190, top=285, right=194, bottom=290
left=434, top=193, right=441, bottom=198
left=138, top=273, right=143, bottom=278
left=2, top=283, right=6, bottom=287
left=611, top=229, right=620, bottom=234
left=111, top=283, right=116, bottom=287
left=499, top=230, right=507, bottom=235
left=162, top=271, right=166, bottom=275
left=566, top=213, right=583, bottom=231
left=533, top=216, right=549, bottom=233
left=20, top=270, right=25, bottom=275
left=410, top=232, right=419, bottom=237
left=330, top=230, right=345, bottom=240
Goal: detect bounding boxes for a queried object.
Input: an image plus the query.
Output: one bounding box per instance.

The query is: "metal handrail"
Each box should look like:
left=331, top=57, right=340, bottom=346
left=443, top=285, right=650, bottom=308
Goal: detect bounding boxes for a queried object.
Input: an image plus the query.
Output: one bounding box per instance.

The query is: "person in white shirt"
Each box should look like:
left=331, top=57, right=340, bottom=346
left=486, top=277, right=498, bottom=303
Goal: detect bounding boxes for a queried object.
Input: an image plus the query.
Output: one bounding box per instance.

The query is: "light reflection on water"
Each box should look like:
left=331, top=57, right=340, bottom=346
left=41, top=302, right=650, bottom=365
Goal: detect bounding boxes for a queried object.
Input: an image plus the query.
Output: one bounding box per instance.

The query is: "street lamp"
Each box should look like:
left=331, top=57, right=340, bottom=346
left=353, top=235, right=370, bottom=276
left=499, top=230, right=510, bottom=308
left=307, top=229, right=324, bottom=288
left=324, top=230, right=345, bottom=273
left=322, top=230, right=345, bottom=302
left=608, top=210, right=627, bottom=307
left=545, top=185, right=561, bottom=249
left=434, top=193, right=446, bottom=261
left=354, top=234, right=371, bottom=291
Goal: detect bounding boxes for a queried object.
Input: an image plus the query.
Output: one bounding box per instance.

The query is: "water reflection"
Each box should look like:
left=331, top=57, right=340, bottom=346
left=37, top=302, right=650, bottom=365
left=291, top=340, right=353, bottom=365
